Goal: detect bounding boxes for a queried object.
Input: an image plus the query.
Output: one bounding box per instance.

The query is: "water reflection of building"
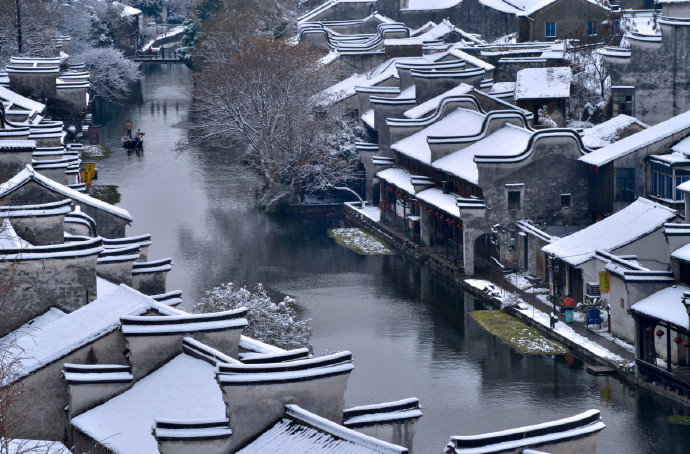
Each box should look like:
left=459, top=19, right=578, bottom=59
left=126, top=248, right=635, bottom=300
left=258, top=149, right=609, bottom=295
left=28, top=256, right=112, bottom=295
left=606, top=3, right=690, bottom=125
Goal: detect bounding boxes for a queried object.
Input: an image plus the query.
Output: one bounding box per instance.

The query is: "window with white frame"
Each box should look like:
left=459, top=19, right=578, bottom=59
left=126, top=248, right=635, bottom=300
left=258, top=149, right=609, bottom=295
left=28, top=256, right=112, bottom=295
left=545, top=22, right=556, bottom=38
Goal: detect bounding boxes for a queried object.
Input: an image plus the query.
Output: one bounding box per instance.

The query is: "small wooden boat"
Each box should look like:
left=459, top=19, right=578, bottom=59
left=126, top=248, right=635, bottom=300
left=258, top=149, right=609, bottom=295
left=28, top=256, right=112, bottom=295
left=122, top=133, right=144, bottom=149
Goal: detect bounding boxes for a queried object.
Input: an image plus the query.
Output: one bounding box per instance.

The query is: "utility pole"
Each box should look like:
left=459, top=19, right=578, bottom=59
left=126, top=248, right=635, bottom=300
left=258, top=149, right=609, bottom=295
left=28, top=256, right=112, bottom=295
left=15, top=0, right=23, bottom=54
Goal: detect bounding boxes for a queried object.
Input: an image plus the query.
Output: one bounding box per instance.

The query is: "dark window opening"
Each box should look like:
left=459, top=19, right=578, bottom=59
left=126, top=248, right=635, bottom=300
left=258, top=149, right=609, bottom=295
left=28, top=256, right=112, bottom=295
left=508, top=191, right=521, bottom=210
left=615, top=167, right=635, bottom=201
left=561, top=194, right=571, bottom=208
left=587, top=21, right=598, bottom=36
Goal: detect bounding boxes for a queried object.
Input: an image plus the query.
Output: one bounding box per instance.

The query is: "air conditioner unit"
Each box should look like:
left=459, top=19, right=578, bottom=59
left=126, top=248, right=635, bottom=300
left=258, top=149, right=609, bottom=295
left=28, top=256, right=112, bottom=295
left=586, top=281, right=600, bottom=297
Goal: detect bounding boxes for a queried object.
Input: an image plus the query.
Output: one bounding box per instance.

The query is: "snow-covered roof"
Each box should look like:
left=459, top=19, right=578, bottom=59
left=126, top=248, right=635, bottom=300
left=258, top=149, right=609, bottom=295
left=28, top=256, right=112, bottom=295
left=580, top=110, right=690, bottom=167
left=580, top=115, right=648, bottom=150
left=1, top=279, right=179, bottom=381
left=672, top=241, right=690, bottom=266
left=480, top=0, right=609, bottom=16
left=672, top=136, right=690, bottom=155
left=403, top=0, right=462, bottom=11
left=321, top=59, right=402, bottom=104
left=542, top=198, right=677, bottom=266
left=678, top=179, right=690, bottom=193
left=448, top=47, right=495, bottom=71
left=0, top=165, right=133, bottom=221
left=377, top=167, right=415, bottom=194
left=113, top=1, right=142, bottom=16
left=403, top=84, right=474, bottom=119
left=514, top=67, right=572, bottom=100
left=411, top=20, right=485, bottom=45
left=392, top=108, right=485, bottom=164
left=432, top=124, right=532, bottom=185
left=630, top=285, right=690, bottom=331
left=237, top=405, right=407, bottom=454
left=0, top=86, right=46, bottom=116
left=416, top=187, right=460, bottom=218
left=0, top=140, right=36, bottom=150
left=649, top=151, right=690, bottom=165
left=72, top=352, right=225, bottom=454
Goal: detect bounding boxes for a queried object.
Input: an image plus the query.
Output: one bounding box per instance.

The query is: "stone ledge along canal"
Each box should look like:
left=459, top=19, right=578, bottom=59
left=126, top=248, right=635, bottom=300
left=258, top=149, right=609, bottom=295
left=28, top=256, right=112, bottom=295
left=90, top=64, right=690, bottom=453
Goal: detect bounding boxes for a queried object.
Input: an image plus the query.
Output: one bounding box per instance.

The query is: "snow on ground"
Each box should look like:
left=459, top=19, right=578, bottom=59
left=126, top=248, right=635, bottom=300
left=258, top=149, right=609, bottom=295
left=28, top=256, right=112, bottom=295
left=597, top=331, right=635, bottom=354
left=329, top=228, right=392, bottom=255
left=345, top=202, right=381, bottom=222
left=466, top=278, right=626, bottom=363
left=515, top=303, right=625, bottom=363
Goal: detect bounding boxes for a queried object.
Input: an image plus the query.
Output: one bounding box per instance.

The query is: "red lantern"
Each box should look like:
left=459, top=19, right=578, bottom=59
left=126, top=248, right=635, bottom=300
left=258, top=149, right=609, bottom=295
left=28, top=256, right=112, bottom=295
left=684, top=341, right=690, bottom=348
left=656, top=329, right=665, bottom=337
left=595, top=167, right=600, bottom=173
left=414, top=201, right=420, bottom=207
left=674, top=337, right=682, bottom=344
left=645, top=326, right=654, bottom=334
left=589, top=165, right=594, bottom=171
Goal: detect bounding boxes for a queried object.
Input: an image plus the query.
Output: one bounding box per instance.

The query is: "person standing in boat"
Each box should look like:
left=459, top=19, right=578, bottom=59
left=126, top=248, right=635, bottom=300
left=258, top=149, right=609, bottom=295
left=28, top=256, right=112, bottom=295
left=134, top=129, right=141, bottom=142
left=125, top=120, right=132, bottom=138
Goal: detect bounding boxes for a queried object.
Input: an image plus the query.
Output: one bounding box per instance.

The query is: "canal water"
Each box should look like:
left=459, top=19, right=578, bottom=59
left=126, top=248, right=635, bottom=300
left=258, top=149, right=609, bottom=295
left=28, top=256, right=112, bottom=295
left=91, top=64, right=689, bottom=453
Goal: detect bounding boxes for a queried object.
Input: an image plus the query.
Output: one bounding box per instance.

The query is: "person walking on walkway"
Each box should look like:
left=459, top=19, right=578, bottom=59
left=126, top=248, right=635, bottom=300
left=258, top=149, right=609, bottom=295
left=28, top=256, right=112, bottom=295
left=563, top=294, right=575, bottom=323
left=160, top=46, right=165, bottom=59
left=125, top=120, right=132, bottom=138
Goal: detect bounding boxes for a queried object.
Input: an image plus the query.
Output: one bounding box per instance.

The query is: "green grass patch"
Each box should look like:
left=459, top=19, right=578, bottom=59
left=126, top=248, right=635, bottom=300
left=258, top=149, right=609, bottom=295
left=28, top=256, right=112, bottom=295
left=328, top=228, right=393, bottom=256
left=669, top=415, right=690, bottom=425
left=88, top=185, right=121, bottom=205
left=81, top=144, right=113, bottom=159
left=471, top=310, right=567, bottom=355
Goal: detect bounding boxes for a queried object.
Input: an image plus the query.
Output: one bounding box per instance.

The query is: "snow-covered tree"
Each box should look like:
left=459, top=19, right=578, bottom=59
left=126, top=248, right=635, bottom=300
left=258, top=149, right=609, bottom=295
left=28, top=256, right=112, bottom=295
left=76, top=47, right=140, bottom=104
left=191, top=37, right=360, bottom=204
left=0, top=0, right=56, bottom=63
left=131, top=0, right=164, bottom=17
left=194, top=283, right=312, bottom=351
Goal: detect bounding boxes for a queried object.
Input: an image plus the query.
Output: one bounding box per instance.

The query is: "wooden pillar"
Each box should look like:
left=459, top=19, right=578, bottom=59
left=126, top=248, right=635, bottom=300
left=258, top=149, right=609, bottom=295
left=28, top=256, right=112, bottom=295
left=667, top=324, right=672, bottom=372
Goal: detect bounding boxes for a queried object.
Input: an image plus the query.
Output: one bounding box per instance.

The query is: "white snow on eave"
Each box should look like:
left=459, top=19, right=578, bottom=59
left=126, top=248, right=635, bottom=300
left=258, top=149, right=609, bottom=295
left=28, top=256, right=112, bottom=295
left=416, top=187, right=460, bottom=217
left=239, top=335, right=286, bottom=354
left=449, top=47, right=495, bottom=71
left=514, top=67, right=572, bottom=100
left=580, top=110, right=690, bottom=167
left=0, top=86, right=46, bottom=115
left=377, top=167, right=415, bottom=194
left=72, top=353, right=226, bottom=454
left=238, top=405, right=407, bottom=454
left=671, top=242, right=690, bottom=262
left=403, top=83, right=473, bottom=119
left=581, top=115, right=648, bottom=149
left=403, top=0, right=462, bottom=11
left=542, top=198, right=677, bottom=266
left=321, top=59, right=401, bottom=105
left=631, top=285, right=690, bottom=330
left=0, top=166, right=133, bottom=221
